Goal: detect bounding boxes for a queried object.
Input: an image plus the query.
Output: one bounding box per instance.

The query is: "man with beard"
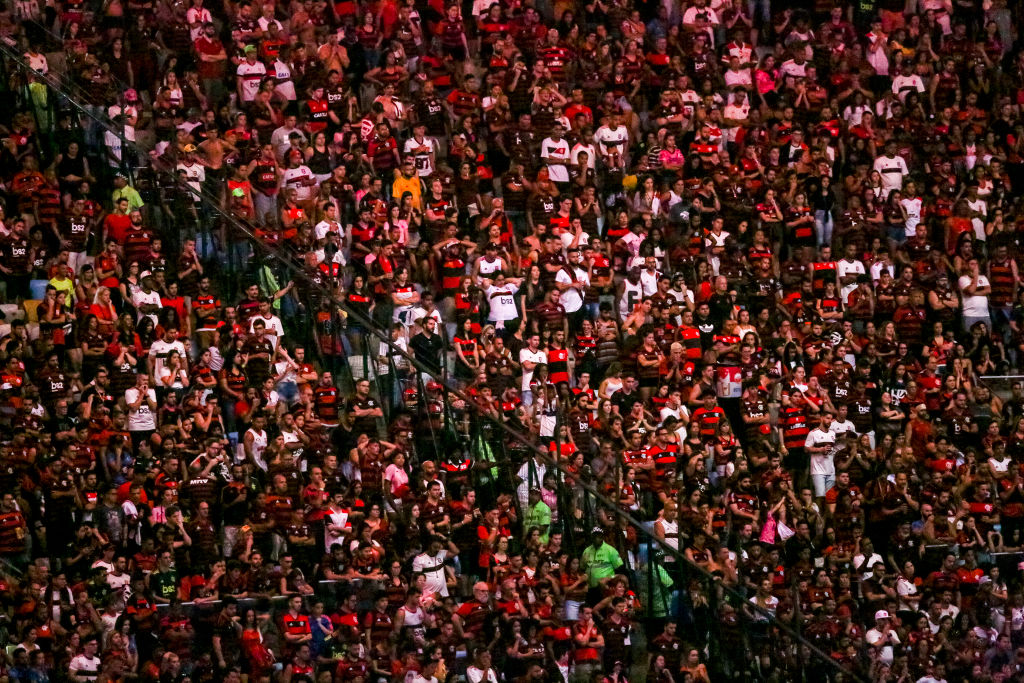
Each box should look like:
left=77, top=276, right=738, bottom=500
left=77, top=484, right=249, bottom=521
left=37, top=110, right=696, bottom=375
left=411, top=80, right=447, bottom=139
left=729, top=473, right=760, bottom=531
left=499, top=113, right=539, bottom=175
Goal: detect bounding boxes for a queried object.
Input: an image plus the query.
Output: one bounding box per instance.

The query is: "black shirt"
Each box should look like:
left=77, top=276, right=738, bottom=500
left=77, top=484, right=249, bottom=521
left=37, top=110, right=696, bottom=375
left=409, top=331, right=444, bottom=374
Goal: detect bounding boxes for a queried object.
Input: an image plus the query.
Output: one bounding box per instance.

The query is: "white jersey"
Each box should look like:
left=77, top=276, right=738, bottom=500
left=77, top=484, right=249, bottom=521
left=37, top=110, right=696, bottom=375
left=250, top=314, right=284, bottom=348
left=148, top=339, right=187, bottom=385
left=324, top=506, right=351, bottom=550
left=837, top=258, right=866, bottom=303
left=901, top=196, right=922, bottom=237
left=476, top=256, right=503, bottom=280
left=271, top=60, right=296, bottom=101
left=659, top=518, right=680, bottom=553
left=519, top=348, right=546, bottom=392
left=540, top=137, right=571, bottom=183
left=236, top=61, right=267, bottom=102
left=485, top=283, right=519, bottom=321
left=176, top=161, right=205, bottom=195
left=619, top=279, right=643, bottom=320
left=891, top=74, right=924, bottom=102
left=571, top=142, right=596, bottom=169
left=639, top=268, right=660, bottom=297
left=556, top=266, right=587, bottom=313
left=805, top=427, right=837, bottom=476
left=186, top=7, right=212, bottom=39
left=282, top=165, right=315, bottom=201
left=873, top=155, right=908, bottom=195
left=594, top=125, right=629, bottom=157
left=404, top=136, right=437, bottom=177
left=412, top=549, right=449, bottom=597
left=125, top=387, right=157, bottom=432
left=243, top=428, right=268, bottom=469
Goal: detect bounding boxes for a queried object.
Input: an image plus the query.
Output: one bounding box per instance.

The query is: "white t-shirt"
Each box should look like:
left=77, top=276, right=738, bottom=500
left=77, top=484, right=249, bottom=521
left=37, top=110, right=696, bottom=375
left=485, top=283, right=519, bottom=321
left=250, top=314, right=284, bottom=348
left=519, top=348, right=546, bottom=392
left=958, top=274, right=991, bottom=317
left=682, top=6, right=718, bottom=27
left=69, top=653, right=101, bottom=682
left=467, top=667, right=500, bottom=683
left=314, top=219, right=343, bottom=241
left=967, top=197, right=987, bottom=240
left=870, top=260, right=895, bottom=284
left=829, top=419, right=857, bottom=437
left=837, top=258, right=866, bottom=303
left=865, top=627, right=899, bottom=665
left=555, top=267, right=587, bottom=313
left=148, top=339, right=186, bottom=384
left=107, top=571, right=131, bottom=600
left=186, top=6, right=212, bottom=39
left=125, top=387, right=157, bottom=431
left=896, top=574, right=919, bottom=611
left=594, top=125, right=628, bottom=156
left=780, top=59, right=807, bottom=78
left=872, top=155, right=909, bottom=196
left=324, top=506, right=351, bottom=550
left=236, top=60, right=267, bottom=102
left=403, top=136, right=437, bottom=177
left=560, top=230, right=590, bottom=253
left=106, top=104, right=138, bottom=142
left=571, top=142, right=596, bottom=170
left=901, top=196, right=922, bottom=237
left=258, top=15, right=283, bottom=32
left=891, top=74, right=925, bottom=101
left=271, top=59, right=296, bottom=101
left=722, top=102, right=750, bottom=143
left=103, top=130, right=123, bottom=168
left=748, top=594, right=779, bottom=621
left=540, top=137, right=571, bottom=183
left=411, top=549, right=449, bottom=597
left=283, top=165, right=316, bottom=201
left=639, top=267, right=661, bottom=297
left=723, top=68, right=752, bottom=89
left=804, top=427, right=837, bottom=476
left=177, top=161, right=205, bottom=195
left=132, top=289, right=162, bottom=325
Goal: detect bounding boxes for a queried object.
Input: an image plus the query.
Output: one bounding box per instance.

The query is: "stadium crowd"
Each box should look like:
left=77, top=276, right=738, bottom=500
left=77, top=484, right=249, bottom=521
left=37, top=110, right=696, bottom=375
left=5, top=0, right=1024, bottom=679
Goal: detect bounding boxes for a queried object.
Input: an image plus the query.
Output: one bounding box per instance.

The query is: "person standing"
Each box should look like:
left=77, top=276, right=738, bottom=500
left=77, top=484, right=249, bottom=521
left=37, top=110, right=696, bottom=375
left=958, top=257, right=992, bottom=332
left=805, top=411, right=837, bottom=500
left=125, top=374, right=157, bottom=451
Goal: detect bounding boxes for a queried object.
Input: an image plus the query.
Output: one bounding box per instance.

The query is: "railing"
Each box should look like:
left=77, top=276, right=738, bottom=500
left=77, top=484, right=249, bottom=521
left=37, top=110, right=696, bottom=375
left=0, top=43, right=865, bottom=682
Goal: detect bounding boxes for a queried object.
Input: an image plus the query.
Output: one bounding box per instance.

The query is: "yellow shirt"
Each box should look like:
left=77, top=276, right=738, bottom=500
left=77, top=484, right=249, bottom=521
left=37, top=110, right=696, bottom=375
left=112, top=186, right=144, bottom=211
left=392, top=172, right=422, bottom=211
left=48, top=276, right=75, bottom=302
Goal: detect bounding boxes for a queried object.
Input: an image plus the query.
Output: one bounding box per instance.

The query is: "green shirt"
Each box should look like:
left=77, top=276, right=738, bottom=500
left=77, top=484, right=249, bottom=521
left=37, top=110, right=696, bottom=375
left=581, top=541, right=624, bottom=587
left=112, top=186, right=144, bottom=211
left=48, top=276, right=74, bottom=302
left=523, top=501, right=551, bottom=544
left=637, top=562, right=674, bottom=618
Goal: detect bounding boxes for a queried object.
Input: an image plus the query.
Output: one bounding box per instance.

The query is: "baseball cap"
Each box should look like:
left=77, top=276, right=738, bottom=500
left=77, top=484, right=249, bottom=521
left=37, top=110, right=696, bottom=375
left=243, top=44, right=257, bottom=55
left=874, top=610, right=890, bottom=620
